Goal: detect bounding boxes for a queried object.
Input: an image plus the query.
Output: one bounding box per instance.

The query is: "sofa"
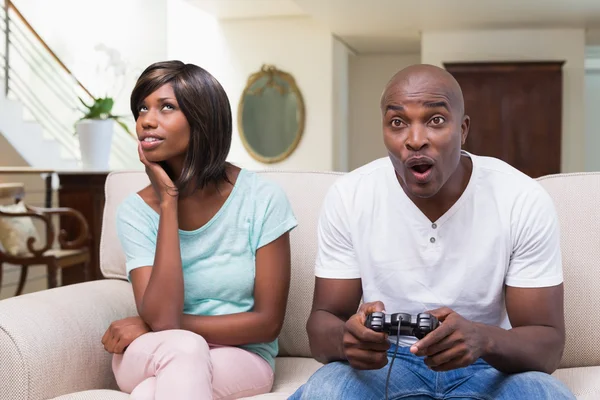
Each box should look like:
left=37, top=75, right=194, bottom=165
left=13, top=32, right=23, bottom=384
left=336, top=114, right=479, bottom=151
left=1, top=169, right=600, bottom=399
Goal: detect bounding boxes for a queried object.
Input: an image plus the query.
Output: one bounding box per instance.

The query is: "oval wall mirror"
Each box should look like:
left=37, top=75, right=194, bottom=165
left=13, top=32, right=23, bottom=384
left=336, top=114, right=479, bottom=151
left=238, top=65, right=305, bottom=163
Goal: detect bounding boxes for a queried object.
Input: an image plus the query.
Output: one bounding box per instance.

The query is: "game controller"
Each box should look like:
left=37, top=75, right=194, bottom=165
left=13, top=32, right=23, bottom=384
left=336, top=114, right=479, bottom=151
left=365, top=312, right=439, bottom=339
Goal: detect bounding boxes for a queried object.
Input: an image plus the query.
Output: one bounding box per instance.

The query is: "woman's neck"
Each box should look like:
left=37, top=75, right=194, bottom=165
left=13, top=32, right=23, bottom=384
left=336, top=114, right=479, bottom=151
left=175, top=163, right=233, bottom=201
left=165, top=156, right=185, bottom=181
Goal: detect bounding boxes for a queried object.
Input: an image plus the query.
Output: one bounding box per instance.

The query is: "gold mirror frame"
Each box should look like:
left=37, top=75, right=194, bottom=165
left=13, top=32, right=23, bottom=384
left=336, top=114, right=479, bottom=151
left=237, top=64, right=305, bottom=164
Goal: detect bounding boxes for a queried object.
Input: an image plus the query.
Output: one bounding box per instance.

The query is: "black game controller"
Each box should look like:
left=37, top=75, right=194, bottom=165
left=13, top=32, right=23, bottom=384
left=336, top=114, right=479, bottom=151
left=365, top=312, right=439, bottom=339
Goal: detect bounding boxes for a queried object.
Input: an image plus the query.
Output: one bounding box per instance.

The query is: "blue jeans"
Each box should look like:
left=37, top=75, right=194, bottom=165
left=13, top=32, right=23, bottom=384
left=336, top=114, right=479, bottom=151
left=289, top=345, right=575, bottom=400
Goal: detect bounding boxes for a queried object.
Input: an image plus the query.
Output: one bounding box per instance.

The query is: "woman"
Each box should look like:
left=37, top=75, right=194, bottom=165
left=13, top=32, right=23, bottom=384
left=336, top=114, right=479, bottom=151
left=101, top=60, right=297, bottom=399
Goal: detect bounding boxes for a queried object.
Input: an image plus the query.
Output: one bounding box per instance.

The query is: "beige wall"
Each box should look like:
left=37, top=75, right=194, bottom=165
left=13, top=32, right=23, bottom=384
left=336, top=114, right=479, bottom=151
left=348, top=53, right=421, bottom=171
left=585, top=68, right=600, bottom=172
left=421, top=29, right=586, bottom=173
left=168, top=1, right=337, bottom=172
left=0, top=134, right=46, bottom=207
left=333, top=38, right=351, bottom=172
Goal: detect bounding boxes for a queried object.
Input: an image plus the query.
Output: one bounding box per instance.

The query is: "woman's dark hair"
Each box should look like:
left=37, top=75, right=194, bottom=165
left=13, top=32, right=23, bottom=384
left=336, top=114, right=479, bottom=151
left=130, top=60, right=232, bottom=194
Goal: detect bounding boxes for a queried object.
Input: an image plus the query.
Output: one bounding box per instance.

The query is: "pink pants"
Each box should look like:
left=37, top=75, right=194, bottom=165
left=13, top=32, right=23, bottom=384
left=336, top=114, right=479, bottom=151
left=112, top=329, right=274, bottom=400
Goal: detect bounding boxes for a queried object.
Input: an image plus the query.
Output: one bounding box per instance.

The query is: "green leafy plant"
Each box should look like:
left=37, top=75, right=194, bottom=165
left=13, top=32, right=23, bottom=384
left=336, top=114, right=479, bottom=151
left=75, top=96, right=134, bottom=137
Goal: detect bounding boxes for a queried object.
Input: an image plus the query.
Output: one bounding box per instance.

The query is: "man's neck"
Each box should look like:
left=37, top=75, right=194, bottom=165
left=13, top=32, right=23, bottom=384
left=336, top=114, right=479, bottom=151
left=408, top=156, right=473, bottom=223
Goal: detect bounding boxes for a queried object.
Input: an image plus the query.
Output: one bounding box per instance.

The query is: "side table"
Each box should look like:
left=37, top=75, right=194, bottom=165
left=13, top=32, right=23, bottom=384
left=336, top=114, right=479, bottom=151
left=57, top=171, right=109, bottom=284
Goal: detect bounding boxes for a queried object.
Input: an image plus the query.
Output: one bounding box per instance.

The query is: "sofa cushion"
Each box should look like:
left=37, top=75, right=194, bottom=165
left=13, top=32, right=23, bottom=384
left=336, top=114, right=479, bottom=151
left=248, top=363, right=600, bottom=400
left=553, top=366, right=600, bottom=400
left=100, top=171, right=149, bottom=281
left=50, top=362, right=600, bottom=400
left=244, top=357, right=322, bottom=399
left=49, top=358, right=322, bottom=400
left=101, top=170, right=343, bottom=358
left=254, top=171, right=342, bottom=357
left=45, top=363, right=599, bottom=400
left=51, top=390, right=129, bottom=400
left=537, top=173, right=600, bottom=369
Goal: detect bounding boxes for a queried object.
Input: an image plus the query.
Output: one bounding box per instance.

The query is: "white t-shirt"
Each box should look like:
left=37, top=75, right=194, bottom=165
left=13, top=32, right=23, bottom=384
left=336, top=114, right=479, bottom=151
left=315, top=151, right=563, bottom=347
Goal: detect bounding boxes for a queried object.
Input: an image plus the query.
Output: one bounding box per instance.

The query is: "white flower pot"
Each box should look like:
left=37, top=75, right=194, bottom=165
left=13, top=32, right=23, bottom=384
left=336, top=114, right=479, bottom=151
left=76, top=119, right=114, bottom=170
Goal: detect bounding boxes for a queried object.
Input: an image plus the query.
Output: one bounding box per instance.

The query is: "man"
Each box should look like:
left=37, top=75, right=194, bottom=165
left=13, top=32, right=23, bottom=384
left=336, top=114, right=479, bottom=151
left=289, top=64, right=575, bottom=399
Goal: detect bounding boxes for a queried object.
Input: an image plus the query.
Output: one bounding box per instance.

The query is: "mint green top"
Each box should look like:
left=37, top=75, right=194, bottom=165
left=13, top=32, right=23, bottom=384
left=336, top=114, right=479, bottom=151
left=115, top=169, right=297, bottom=370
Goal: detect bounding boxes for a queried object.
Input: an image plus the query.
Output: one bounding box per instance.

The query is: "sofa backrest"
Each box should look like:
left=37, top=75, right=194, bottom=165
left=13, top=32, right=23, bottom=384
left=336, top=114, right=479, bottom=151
left=536, top=172, right=600, bottom=369
left=100, top=169, right=342, bottom=358
left=101, top=171, right=149, bottom=280
left=101, top=170, right=600, bottom=366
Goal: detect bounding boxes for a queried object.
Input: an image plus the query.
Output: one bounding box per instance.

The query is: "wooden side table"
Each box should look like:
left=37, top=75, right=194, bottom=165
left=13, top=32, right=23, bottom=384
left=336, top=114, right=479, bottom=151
left=57, top=171, right=109, bottom=284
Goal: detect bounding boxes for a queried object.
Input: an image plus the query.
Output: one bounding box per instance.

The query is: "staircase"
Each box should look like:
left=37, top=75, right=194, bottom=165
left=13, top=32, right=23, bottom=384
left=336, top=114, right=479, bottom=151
left=0, top=0, right=136, bottom=170
left=0, top=80, right=79, bottom=169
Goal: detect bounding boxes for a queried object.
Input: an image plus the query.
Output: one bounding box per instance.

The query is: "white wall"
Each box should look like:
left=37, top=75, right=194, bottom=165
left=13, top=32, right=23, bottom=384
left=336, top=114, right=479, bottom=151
left=585, top=69, right=600, bottom=172
left=348, top=53, right=421, bottom=170
left=332, top=38, right=350, bottom=172
left=422, top=29, right=586, bottom=173
left=12, top=0, right=168, bottom=118
left=167, top=0, right=336, bottom=171
left=8, top=0, right=168, bottom=170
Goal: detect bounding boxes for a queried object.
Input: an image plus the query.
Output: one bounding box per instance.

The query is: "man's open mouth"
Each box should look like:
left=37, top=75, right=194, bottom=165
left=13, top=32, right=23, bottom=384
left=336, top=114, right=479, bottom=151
left=410, top=164, right=432, bottom=174
left=405, top=157, right=435, bottom=182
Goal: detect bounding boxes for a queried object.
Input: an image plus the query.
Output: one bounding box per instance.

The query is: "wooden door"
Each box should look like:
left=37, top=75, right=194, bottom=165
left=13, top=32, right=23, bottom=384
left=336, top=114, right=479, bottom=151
left=444, top=62, right=564, bottom=178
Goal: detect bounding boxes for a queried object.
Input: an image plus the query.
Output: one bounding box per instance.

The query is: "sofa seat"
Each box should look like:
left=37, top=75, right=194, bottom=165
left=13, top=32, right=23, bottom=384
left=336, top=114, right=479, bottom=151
left=52, top=391, right=128, bottom=400
left=250, top=357, right=323, bottom=398
left=49, top=363, right=599, bottom=400
left=553, top=366, right=600, bottom=400
left=50, top=358, right=323, bottom=400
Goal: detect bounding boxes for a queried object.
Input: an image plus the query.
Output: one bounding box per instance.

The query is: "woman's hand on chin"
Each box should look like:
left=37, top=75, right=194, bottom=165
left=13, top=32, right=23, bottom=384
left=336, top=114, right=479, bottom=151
left=138, top=142, right=178, bottom=205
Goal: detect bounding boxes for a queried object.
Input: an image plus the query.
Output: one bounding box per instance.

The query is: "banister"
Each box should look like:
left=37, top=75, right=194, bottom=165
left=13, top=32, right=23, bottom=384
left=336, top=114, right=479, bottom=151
left=6, top=0, right=93, bottom=99
left=3, top=0, right=8, bottom=96
left=1, top=0, right=135, bottom=171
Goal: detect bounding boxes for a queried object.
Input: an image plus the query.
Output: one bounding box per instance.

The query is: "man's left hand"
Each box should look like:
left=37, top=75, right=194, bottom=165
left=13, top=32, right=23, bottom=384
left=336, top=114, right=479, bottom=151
left=410, top=307, right=489, bottom=372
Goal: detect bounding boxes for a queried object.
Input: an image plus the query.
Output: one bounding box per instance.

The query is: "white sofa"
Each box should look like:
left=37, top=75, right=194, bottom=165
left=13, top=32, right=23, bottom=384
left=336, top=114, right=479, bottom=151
left=1, top=170, right=600, bottom=399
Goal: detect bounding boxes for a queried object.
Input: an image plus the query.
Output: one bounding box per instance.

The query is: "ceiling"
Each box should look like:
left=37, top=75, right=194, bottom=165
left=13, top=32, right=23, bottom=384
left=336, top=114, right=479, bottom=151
left=188, top=0, right=600, bottom=54
left=188, top=0, right=306, bottom=20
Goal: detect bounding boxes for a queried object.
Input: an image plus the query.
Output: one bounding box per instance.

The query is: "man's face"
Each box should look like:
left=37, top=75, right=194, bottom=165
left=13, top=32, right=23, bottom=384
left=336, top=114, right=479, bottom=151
left=382, top=74, right=469, bottom=199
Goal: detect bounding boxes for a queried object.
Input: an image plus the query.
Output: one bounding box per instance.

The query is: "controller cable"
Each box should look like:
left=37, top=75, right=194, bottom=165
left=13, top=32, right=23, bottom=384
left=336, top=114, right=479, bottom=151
left=384, top=331, right=401, bottom=400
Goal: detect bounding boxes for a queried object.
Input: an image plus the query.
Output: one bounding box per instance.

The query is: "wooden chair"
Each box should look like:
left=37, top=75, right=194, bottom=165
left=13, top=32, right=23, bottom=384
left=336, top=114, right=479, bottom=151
left=0, top=183, right=91, bottom=296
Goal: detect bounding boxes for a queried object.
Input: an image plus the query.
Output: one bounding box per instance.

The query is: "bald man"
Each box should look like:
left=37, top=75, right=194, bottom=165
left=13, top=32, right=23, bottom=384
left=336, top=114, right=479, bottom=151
left=289, top=65, right=575, bottom=399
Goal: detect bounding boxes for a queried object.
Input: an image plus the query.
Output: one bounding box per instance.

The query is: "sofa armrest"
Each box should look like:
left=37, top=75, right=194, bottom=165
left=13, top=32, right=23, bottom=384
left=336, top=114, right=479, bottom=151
left=0, top=279, right=136, bottom=400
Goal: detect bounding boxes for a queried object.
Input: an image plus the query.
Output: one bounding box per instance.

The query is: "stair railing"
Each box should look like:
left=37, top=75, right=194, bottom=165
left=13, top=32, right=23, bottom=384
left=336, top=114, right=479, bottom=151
left=0, top=0, right=135, bottom=168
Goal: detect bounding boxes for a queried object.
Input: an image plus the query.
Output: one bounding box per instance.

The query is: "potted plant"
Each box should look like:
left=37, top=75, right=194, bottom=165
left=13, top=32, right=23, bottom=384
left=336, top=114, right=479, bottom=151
left=75, top=96, right=133, bottom=170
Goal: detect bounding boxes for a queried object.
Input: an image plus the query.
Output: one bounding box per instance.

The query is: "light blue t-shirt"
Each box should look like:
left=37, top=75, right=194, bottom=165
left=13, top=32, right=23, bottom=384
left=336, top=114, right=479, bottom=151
left=115, top=169, right=297, bottom=370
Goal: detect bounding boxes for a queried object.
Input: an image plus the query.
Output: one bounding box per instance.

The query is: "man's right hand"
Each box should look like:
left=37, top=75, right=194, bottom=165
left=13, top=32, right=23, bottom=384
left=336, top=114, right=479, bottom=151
left=342, top=301, right=391, bottom=370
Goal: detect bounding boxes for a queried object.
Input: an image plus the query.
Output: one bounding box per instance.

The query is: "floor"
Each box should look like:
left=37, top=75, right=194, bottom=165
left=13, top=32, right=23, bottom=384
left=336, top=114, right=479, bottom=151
left=0, top=262, right=59, bottom=300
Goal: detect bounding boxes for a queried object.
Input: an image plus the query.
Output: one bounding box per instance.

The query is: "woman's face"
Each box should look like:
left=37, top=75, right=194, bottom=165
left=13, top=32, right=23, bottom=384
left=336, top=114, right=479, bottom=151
left=136, top=83, right=190, bottom=164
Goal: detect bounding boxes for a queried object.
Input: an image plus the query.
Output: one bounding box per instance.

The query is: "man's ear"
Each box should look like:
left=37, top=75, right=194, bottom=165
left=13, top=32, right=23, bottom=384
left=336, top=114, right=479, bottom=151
left=461, top=115, right=470, bottom=146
